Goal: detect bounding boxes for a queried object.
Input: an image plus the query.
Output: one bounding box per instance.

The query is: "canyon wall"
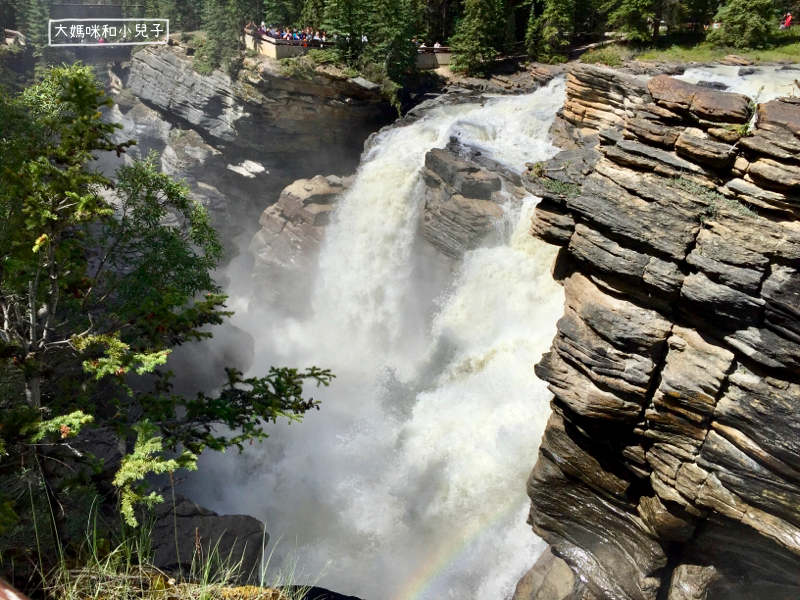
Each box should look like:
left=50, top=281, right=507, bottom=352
left=524, top=64, right=800, bottom=599
left=112, top=43, right=394, bottom=264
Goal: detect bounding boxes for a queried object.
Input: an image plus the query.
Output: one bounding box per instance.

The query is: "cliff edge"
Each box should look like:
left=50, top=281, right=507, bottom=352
left=524, top=64, right=800, bottom=599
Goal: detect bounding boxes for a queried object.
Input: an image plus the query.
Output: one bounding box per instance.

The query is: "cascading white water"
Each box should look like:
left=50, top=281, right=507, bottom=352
left=677, top=64, right=800, bottom=103
left=180, top=80, right=568, bottom=600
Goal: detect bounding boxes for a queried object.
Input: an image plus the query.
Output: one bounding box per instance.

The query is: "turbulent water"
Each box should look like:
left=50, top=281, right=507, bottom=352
left=176, top=66, right=796, bottom=600
left=181, top=81, right=568, bottom=600
left=677, top=64, right=800, bottom=103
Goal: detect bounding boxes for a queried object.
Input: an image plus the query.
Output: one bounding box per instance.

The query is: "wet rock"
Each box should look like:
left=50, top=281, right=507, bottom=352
left=420, top=148, right=507, bottom=259
left=526, top=63, right=800, bottom=600
left=666, top=565, right=719, bottom=600
left=696, top=81, right=728, bottom=91
left=513, top=547, right=578, bottom=600
left=250, top=175, right=351, bottom=314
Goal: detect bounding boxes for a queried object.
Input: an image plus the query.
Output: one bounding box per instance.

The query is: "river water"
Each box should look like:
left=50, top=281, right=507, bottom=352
left=178, top=66, right=794, bottom=600
left=181, top=79, right=568, bottom=600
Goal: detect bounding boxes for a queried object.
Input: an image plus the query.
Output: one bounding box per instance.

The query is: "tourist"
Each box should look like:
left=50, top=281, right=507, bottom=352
left=434, top=41, right=441, bottom=48
left=781, top=12, right=793, bottom=29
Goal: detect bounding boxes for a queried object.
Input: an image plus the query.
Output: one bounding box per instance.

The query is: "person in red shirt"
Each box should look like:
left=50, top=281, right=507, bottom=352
left=781, top=12, right=792, bottom=29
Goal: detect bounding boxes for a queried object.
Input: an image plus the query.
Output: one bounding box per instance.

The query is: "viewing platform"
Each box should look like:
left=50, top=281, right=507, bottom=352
left=244, top=29, right=451, bottom=69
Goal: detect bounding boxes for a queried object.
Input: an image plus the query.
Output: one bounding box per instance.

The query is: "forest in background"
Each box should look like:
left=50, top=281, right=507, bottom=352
left=3, top=0, right=800, bottom=80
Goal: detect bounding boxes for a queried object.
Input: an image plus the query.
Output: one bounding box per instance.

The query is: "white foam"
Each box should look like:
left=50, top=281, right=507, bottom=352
left=182, top=80, right=568, bottom=600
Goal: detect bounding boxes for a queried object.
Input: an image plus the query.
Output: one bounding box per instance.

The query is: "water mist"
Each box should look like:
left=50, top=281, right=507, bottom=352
left=179, top=79, right=569, bottom=600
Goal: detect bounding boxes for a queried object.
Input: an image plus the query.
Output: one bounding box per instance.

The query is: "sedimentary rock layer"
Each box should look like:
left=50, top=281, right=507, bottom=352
left=525, top=64, right=800, bottom=600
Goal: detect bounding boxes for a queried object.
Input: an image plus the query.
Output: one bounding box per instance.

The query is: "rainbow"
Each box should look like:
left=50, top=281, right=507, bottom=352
left=393, top=497, right=533, bottom=600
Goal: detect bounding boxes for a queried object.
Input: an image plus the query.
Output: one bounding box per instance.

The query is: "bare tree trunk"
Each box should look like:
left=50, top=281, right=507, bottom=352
left=43, top=238, right=60, bottom=345
left=652, top=2, right=662, bottom=44
left=25, top=373, right=41, bottom=408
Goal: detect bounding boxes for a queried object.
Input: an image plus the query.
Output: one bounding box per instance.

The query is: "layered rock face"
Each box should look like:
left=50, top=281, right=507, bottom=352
left=248, top=139, right=523, bottom=313
left=250, top=174, right=352, bottom=314
left=128, top=45, right=392, bottom=166
left=420, top=142, right=509, bottom=259
left=525, top=64, right=800, bottom=599
left=111, top=44, right=394, bottom=264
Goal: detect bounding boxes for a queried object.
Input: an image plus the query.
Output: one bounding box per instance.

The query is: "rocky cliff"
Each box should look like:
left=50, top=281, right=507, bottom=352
left=524, top=64, right=800, bottom=599
left=111, top=43, right=394, bottom=265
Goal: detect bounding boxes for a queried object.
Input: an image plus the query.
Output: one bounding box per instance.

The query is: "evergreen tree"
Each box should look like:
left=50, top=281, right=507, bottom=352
left=538, top=0, right=577, bottom=58
left=414, top=0, right=460, bottom=45
left=604, top=0, right=657, bottom=42
left=0, top=64, right=332, bottom=533
left=683, top=0, right=722, bottom=33
left=147, top=0, right=206, bottom=32
left=364, top=0, right=417, bottom=81
left=20, top=0, right=55, bottom=76
left=707, top=0, right=775, bottom=48
left=449, top=0, right=505, bottom=75
left=200, top=0, right=242, bottom=73
left=324, top=0, right=369, bottom=63
left=302, top=0, right=326, bottom=28
left=263, top=0, right=300, bottom=25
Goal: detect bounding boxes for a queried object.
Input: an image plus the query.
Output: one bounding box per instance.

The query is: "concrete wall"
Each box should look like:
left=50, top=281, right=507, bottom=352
left=416, top=51, right=451, bottom=70
left=245, top=34, right=452, bottom=68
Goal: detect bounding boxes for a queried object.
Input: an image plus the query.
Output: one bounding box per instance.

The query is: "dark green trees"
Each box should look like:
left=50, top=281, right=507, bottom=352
left=323, top=0, right=369, bottom=62
left=0, top=64, right=331, bottom=530
left=449, top=0, right=505, bottom=74
left=707, top=0, right=775, bottom=48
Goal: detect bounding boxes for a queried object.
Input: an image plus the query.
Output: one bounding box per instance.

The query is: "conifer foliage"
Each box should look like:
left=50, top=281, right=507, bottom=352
left=449, top=0, right=505, bottom=75
left=0, top=65, right=332, bottom=536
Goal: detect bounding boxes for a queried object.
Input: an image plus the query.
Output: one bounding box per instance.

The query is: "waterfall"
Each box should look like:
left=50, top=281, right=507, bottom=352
left=181, top=79, right=568, bottom=600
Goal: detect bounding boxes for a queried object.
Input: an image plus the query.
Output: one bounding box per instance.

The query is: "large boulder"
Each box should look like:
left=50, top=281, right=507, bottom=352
left=251, top=174, right=352, bottom=314
left=647, top=76, right=752, bottom=123
left=148, top=495, right=266, bottom=582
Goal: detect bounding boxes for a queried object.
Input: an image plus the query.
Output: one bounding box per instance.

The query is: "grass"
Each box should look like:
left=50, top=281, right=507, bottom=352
left=635, top=29, right=800, bottom=63
left=1, top=475, right=314, bottom=600
left=41, top=520, right=311, bottom=600
left=580, top=45, right=635, bottom=67
left=540, top=178, right=582, bottom=198
left=576, top=29, right=800, bottom=64
left=674, top=177, right=758, bottom=221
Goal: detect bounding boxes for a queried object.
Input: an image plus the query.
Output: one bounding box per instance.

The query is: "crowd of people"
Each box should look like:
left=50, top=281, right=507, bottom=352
left=247, top=21, right=329, bottom=43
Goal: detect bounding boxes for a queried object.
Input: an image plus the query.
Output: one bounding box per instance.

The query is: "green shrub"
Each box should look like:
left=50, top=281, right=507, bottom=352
left=674, top=177, right=758, bottom=220
left=581, top=46, right=625, bottom=67
left=707, top=0, right=775, bottom=49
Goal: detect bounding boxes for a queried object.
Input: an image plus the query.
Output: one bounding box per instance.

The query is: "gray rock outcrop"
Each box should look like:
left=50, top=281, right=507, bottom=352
left=148, top=494, right=266, bottom=582
left=524, top=64, right=800, bottom=599
left=250, top=174, right=352, bottom=314
left=112, top=43, right=394, bottom=268
left=419, top=140, right=529, bottom=260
